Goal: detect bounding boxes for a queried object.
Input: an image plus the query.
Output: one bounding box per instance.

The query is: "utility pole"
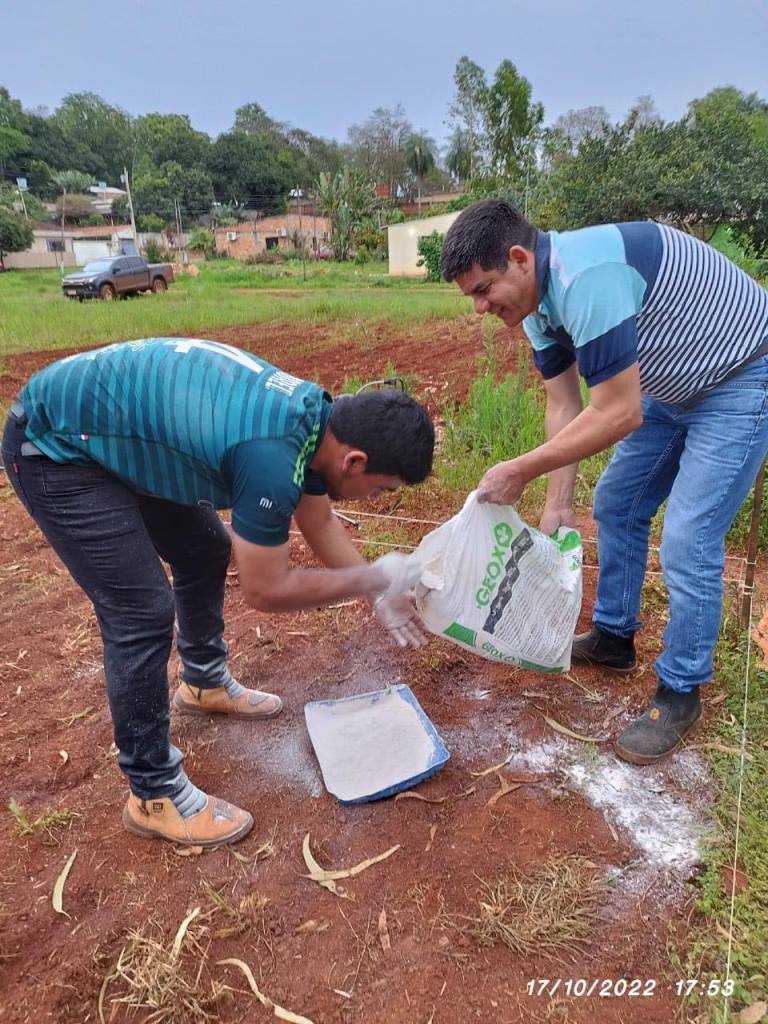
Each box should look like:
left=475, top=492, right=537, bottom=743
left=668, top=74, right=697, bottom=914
left=122, top=166, right=138, bottom=254
left=297, top=184, right=306, bottom=281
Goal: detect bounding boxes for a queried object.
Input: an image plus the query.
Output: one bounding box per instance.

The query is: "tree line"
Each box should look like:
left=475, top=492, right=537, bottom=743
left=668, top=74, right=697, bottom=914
left=1, top=59, right=767, bottom=263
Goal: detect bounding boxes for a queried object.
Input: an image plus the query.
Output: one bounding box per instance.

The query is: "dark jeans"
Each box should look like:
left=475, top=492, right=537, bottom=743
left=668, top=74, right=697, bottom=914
left=2, top=409, right=233, bottom=799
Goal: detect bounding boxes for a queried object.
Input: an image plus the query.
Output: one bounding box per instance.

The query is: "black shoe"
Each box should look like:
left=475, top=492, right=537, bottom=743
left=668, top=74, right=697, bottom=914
left=615, top=683, right=702, bottom=765
left=571, top=625, right=636, bottom=673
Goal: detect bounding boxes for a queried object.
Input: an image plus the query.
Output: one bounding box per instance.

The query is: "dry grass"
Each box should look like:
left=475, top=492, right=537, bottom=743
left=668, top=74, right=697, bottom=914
left=469, top=856, right=604, bottom=963
left=8, top=798, right=78, bottom=842
left=206, top=888, right=271, bottom=940
left=100, top=916, right=227, bottom=1024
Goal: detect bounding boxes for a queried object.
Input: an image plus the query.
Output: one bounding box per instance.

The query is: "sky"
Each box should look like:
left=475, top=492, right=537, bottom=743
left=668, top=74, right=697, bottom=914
left=3, top=0, right=767, bottom=152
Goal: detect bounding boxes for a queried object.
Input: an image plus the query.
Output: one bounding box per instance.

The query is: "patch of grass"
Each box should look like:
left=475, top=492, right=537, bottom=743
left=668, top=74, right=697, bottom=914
left=678, top=605, right=768, bottom=1021
left=439, top=330, right=546, bottom=502
left=8, top=798, right=78, bottom=840
left=0, top=261, right=470, bottom=355
left=469, top=855, right=604, bottom=962
left=101, top=916, right=226, bottom=1024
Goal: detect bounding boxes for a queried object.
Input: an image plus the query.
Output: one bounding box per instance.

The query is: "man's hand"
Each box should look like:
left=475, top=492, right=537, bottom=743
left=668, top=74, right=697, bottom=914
left=373, top=592, right=427, bottom=648
left=539, top=505, right=577, bottom=537
left=477, top=458, right=530, bottom=505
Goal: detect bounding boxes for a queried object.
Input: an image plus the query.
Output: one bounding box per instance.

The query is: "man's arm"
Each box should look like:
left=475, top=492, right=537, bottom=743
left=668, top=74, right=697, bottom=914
left=477, top=363, right=642, bottom=506
left=232, top=531, right=382, bottom=612
left=540, top=362, right=583, bottom=534
left=293, top=492, right=366, bottom=569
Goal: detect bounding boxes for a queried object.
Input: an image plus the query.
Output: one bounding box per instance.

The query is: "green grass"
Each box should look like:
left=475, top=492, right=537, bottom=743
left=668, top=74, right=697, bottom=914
left=0, top=260, right=470, bottom=356
left=676, top=610, right=768, bottom=1022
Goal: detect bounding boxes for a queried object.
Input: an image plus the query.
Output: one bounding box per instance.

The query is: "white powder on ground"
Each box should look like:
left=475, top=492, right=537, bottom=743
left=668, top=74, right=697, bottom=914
left=507, top=736, right=706, bottom=874
left=306, top=689, right=438, bottom=802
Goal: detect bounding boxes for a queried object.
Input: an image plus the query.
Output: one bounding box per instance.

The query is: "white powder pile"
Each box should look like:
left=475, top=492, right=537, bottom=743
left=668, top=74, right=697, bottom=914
left=306, top=688, right=438, bottom=802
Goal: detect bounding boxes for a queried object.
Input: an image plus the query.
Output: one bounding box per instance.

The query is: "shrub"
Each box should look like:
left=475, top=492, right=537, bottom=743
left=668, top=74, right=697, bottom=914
left=416, top=231, right=445, bottom=281
left=246, top=249, right=286, bottom=265
left=143, top=238, right=163, bottom=263
left=187, top=226, right=217, bottom=259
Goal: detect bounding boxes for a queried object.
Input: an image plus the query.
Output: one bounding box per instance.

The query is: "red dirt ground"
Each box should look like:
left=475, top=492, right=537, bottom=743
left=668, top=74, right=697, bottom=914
left=0, top=321, right=757, bottom=1024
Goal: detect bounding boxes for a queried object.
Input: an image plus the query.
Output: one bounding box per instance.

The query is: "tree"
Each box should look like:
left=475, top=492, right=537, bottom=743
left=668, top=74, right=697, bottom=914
left=347, top=105, right=413, bottom=198
left=485, top=60, right=543, bottom=181
left=447, top=56, right=488, bottom=180
left=445, top=128, right=473, bottom=184
left=0, top=205, right=33, bottom=268
left=549, top=106, right=610, bottom=153
left=316, top=167, right=376, bottom=260
left=207, top=131, right=293, bottom=211
left=133, top=113, right=209, bottom=168
left=51, top=92, right=132, bottom=181
left=51, top=169, right=93, bottom=236
left=0, top=87, right=30, bottom=176
left=114, top=161, right=214, bottom=224
left=54, top=192, right=101, bottom=225
left=402, top=133, right=438, bottom=210
left=0, top=182, right=47, bottom=223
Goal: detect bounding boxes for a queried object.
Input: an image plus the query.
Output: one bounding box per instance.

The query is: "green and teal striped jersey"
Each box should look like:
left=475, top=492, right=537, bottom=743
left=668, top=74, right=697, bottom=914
left=19, top=338, right=332, bottom=545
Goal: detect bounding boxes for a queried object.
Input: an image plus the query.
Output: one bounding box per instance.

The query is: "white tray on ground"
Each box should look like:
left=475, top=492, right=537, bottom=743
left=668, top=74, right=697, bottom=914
left=304, top=684, right=450, bottom=804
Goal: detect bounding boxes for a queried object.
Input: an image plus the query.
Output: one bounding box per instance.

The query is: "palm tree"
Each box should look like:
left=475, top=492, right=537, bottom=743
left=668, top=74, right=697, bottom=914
left=402, top=133, right=438, bottom=213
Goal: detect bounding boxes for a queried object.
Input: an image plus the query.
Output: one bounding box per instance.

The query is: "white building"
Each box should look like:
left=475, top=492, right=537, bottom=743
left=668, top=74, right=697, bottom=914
left=387, top=211, right=460, bottom=277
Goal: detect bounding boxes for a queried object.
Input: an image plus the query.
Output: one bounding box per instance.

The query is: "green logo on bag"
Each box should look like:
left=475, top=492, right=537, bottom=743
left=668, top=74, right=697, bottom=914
left=475, top=521, right=515, bottom=608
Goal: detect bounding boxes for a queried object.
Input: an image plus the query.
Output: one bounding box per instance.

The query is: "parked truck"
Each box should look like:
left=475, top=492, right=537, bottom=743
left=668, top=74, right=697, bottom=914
left=62, top=256, right=174, bottom=300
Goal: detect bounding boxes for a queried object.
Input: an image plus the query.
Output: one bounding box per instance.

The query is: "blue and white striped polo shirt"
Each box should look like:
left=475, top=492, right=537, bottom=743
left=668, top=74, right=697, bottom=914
left=525, top=223, right=768, bottom=404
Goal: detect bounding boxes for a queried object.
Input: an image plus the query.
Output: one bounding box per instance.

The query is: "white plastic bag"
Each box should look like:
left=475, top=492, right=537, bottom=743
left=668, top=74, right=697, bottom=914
left=412, top=492, right=582, bottom=672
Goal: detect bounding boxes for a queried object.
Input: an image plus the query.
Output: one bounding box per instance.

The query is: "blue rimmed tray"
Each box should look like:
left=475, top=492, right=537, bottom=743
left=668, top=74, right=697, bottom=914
left=304, top=684, right=450, bottom=804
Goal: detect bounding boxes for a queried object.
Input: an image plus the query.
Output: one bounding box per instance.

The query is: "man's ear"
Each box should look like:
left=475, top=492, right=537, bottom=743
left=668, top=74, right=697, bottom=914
left=507, top=244, right=534, bottom=272
left=341, top=449, right=369, bottom=476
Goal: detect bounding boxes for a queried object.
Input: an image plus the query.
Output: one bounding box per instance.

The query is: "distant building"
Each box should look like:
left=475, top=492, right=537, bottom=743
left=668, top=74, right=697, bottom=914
left=215, top=214, right=331, bottom=259
left=3, top=224, right=137, bottom=269
left=387, top=212, right=460, bottom=277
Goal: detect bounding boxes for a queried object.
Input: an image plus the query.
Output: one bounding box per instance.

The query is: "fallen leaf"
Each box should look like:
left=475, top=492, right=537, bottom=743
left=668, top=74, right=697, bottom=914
left=394, top=791, right=447, bottom=805
left=171, top=906, right=200, bottom=960
left=543, top=715, right=604, bottom=743
left=688, top=742, right=753, bottom=761
left=59, top=750, right=69, bottom=765
left=601, top=706, right=625, bottom=729
left=52, top=849, right=78, bottom=917
left=469, top=753, right=513, bottom=777
left=172, top=845, right=204, bottom=857
left=486, top=775, right=522, bottom=808
left=333, top=989, right=353, bottom=999
left=295, top=919, right=330, bottom=935
left=378, top=908, right=391, bottom=952
left=218, top=957, right=315, bottom=1023
left=56, top=706, right=95, bottom=727
left=425, top=824, right=438, bottom=853
left=738, top=1002, right=767, bottom=1024
left=302, top=833, right=400, bottom=883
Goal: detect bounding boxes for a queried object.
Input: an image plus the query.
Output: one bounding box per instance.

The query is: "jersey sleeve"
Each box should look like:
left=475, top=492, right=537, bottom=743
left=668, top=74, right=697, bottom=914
left=560, top=263, right=644, bottom=386
left=224, top=439, right=303, bottom=546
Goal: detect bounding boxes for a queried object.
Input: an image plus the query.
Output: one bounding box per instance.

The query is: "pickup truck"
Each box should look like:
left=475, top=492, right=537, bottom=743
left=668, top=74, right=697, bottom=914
left=62, top=256, right=174, bottom=300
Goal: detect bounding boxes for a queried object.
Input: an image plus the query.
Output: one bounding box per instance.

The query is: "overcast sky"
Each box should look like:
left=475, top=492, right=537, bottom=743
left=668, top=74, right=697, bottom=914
left=3, top=0, right=767, bottom=150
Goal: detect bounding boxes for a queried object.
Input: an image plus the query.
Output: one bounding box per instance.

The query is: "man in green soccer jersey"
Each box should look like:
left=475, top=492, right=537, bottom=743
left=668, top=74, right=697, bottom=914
left=3, top=338, right=435, bottom=847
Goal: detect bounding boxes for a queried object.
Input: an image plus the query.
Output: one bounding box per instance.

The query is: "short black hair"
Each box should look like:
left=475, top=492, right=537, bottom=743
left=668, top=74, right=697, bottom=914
left=328, top=390, right=434, bottom=484
left=441, top=199, right=537, bottom=282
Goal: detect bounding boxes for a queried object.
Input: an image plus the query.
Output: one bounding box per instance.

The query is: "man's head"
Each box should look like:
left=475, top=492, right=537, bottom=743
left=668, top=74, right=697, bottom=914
left=313, top=390, right=434, bottom=501
left=441, top=199, right=539, bottom=328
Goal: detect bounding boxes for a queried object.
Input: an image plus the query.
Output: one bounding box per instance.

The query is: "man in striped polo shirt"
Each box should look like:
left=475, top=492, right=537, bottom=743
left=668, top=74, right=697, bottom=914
left=442, top=199, right=768, bottom=764
left=3, top=338, right=435, bottom=846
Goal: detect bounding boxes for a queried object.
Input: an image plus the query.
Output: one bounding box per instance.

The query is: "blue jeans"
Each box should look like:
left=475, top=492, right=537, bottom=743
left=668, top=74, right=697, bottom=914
left=2, top=408, right=234, bottom=799
left=592, top=354, right=768, bottom=692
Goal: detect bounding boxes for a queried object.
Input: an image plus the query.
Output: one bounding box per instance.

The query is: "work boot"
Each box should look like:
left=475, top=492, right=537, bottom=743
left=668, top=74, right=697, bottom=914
left=173, top=679, right=283, bottom=719
left=571, top=625, right=636, bottom=673
left=123, top=792, right=253, bottom=847
left=615, top=682, right=702, bottom=765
